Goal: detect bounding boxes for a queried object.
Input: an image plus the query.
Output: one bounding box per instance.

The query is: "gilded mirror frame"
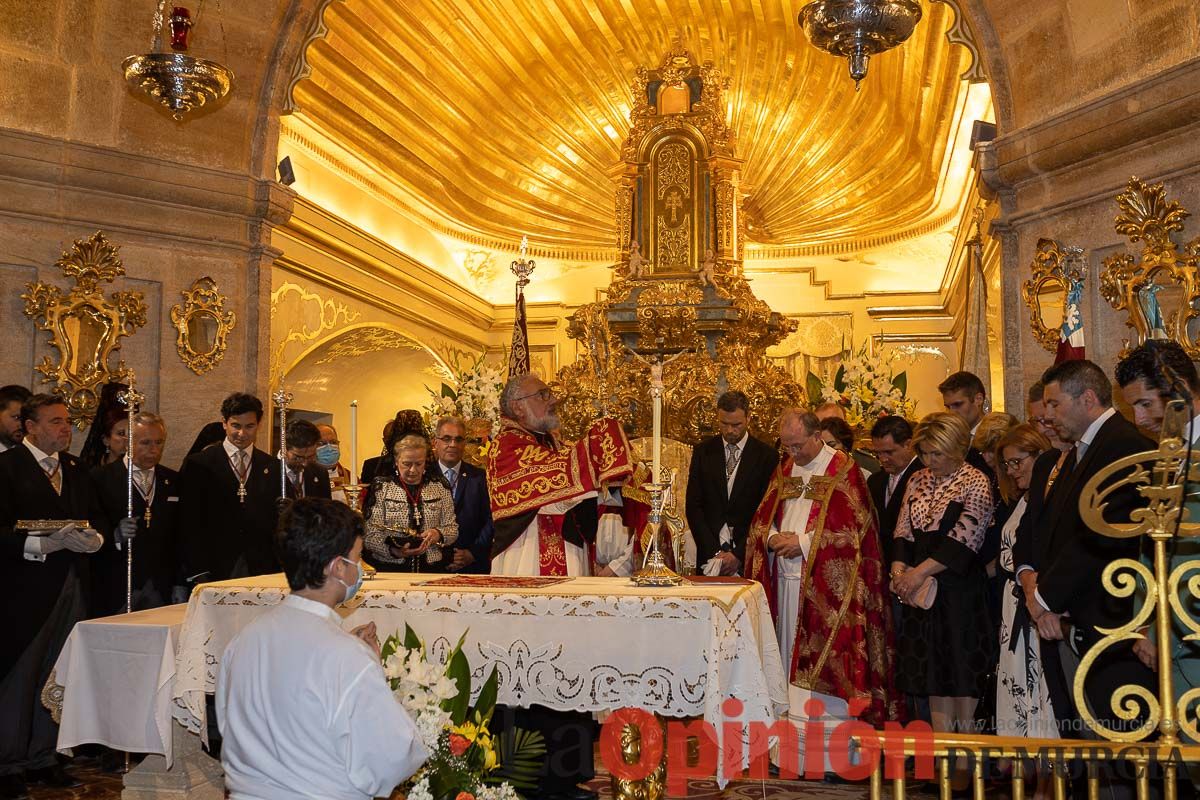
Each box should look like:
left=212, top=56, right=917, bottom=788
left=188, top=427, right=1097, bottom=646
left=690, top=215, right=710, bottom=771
left=1022, top=237, right=1083, bottom=353
left=1099, top=177, right=1200, bottom=359
left=170, top=276, right=236, bottom=374
left=21, top=231, right=148, bottom=427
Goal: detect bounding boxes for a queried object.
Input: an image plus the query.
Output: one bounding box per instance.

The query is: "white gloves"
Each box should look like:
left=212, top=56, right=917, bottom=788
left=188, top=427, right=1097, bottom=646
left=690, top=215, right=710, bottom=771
left=47, top=524, right=104, bottom=554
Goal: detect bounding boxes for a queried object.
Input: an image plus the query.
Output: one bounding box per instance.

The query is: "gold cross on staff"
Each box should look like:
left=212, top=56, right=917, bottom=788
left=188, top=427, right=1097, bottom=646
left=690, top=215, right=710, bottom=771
left=665, top=191, right=682, bottom=223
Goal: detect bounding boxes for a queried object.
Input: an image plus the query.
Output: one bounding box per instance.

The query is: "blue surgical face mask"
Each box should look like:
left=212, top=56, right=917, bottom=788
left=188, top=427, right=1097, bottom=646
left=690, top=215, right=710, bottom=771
left=333, top=556, right=363, bottom=603
left=316, top=443, right=340, bottom=468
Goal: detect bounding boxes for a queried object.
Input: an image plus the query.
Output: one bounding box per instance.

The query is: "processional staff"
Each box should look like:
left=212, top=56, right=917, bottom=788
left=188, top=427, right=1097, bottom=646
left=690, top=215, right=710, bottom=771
left=117, top=375, right=145, bottom=616
left=273, top=386, right=294, bottom=500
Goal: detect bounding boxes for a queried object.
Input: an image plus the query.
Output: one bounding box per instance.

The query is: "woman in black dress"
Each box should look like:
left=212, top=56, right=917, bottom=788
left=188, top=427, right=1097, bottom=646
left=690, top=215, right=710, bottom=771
left=891, top=411, right=995, bottom=773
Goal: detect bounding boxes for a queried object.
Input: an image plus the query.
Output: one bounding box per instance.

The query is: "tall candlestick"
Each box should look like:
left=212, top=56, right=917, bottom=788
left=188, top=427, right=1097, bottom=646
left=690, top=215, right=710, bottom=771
left=650, top=361, right=663, bottom=484
left=350, top=400, right=358, bottom=483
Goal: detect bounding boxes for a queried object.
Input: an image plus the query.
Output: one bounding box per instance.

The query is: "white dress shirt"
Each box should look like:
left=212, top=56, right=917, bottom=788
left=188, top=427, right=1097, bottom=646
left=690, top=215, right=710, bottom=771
left=718, top=432, right=749, bottom=547
left=217, top=594, right=429, bottom=800
left=22, top=438, right=60, bottom=561
left=1031, top=407, right=1117, bottom=612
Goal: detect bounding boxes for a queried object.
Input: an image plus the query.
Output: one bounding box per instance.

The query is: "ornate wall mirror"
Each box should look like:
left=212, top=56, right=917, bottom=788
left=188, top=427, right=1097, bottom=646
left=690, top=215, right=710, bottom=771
left=1099, top=177, right=1200, bottom=358
left=171, top=276, right=236, bottom=374
left=1022, top=238, right=1084, bottom=353
left=22, top=231, right=148, bottom=427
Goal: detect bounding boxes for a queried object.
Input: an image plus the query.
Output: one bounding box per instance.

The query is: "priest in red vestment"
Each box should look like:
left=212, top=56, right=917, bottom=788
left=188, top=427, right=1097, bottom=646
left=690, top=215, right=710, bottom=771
left=486, top=374, right=633, bottom=800
left=745, top=409, right=901, bottom=765
left=487, top=374, right=634, bottom=577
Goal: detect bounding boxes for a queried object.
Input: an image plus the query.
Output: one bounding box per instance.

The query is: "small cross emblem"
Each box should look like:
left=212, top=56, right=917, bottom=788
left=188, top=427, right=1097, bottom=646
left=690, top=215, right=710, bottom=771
left=665, top=191, right=683, bottom=224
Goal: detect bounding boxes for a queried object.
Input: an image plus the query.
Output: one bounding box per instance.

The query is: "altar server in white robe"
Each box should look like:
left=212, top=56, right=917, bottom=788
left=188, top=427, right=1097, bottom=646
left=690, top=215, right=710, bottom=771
left=217, top=498, right=427, bottom=800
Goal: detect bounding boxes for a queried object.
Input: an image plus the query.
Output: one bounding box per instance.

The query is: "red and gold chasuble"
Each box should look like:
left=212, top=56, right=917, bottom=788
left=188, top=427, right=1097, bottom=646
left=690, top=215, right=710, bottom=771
left=745, top=450, right=903, bottom=726
left=488, top=417, right=633, bottom=575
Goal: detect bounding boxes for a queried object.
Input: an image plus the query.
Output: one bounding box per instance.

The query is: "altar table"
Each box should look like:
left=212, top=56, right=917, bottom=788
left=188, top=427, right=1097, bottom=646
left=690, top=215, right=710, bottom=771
left=174, top=573, right=789, bottom=746
left=49, top=604, right=186, bottom=762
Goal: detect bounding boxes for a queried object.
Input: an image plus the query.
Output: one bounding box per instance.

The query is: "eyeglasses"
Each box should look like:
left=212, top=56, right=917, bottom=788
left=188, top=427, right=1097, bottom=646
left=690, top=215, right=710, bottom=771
left=1002, top=453, right=1033, bottom=471
left=435, top=435, right=465, bottom=444
left=514, top=388, right=552, bottom=403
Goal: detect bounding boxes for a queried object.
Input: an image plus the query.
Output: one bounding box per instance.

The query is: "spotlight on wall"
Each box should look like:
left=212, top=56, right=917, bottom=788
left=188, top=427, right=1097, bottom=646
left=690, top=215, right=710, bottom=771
left=278, top=156, right=296, bottom=186
left=970, top=121, right=997, bottom=150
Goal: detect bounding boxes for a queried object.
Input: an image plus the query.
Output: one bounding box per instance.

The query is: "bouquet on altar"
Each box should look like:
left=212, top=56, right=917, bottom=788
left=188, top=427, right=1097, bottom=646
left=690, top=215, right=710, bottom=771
left=382, top=624, right=544, bottom=800
left=807, top=340, right=916, bottom=427
left=426, top=351, right=506, bottom=434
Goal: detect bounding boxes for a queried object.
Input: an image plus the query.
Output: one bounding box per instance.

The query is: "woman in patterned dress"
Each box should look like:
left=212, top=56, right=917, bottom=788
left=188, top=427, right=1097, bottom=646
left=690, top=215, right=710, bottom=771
left=362, top=434, right=457, bottom=572
left=891, top=412, right=996, bottom=784
left=994, top=424, right=1055, bottom=799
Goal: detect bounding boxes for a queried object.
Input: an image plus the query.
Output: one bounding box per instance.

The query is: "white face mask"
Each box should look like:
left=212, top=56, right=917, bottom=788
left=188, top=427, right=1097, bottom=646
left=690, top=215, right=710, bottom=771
left=332, top=556, right=363, bottom=603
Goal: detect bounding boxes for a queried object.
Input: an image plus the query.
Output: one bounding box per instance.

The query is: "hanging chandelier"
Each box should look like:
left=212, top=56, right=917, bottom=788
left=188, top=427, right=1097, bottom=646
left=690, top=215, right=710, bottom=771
left=797, top=0, right=923, bottom=88
left=122, top=2, right=234, bottom=120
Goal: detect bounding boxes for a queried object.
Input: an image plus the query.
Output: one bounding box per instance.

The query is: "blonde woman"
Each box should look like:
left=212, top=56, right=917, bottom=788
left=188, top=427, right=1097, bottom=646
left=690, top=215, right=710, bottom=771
left=362, top=434, right=457, bottom=572
left=891, top=412, right=995, bottom=783
left=971, top=412, right=1018, bottom=474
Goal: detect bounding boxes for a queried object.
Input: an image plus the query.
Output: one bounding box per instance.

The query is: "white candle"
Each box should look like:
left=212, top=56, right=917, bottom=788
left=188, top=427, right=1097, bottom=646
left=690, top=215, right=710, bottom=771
left=350, top=400, right=358, bottom=481
left=650, top=363, right=663, bottom=484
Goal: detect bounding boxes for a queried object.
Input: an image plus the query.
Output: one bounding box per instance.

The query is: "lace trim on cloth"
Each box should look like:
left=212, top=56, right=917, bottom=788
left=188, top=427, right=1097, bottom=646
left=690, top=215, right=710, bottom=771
left=171, top=580, right=789, bottom=778
left=42, top=667, right=64, bottom=724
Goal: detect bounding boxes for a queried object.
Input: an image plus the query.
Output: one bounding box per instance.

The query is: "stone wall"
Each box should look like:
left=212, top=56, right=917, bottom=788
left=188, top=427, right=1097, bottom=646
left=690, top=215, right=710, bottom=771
left=983, top=57, right=1200, bottom=413
left=0, top=0, right=329, bottom=467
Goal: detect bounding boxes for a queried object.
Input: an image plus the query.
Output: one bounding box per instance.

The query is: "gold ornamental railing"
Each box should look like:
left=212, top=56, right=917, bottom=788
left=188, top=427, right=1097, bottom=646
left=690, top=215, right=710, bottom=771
left=859, top=734, right=1200, bottom=800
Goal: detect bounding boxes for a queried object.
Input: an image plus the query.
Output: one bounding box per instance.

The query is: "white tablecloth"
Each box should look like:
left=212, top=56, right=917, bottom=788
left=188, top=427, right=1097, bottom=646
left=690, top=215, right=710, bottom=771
left=50, top=604, right=187, bottom=766
left=173, top=574, right=789, bottom=745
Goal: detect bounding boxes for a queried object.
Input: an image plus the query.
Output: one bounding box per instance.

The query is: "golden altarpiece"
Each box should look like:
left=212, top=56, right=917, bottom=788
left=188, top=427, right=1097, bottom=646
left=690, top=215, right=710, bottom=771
left=553, top=50, right=803, bottom=446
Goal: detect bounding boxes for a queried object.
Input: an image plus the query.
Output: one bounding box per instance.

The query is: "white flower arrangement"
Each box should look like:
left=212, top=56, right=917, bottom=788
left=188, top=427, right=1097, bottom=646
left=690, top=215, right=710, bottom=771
left=381, top=626, right=544, bottom=800
left=807, top=340, right=915, bottom=428
left=427, top=352, right=506, bottom=431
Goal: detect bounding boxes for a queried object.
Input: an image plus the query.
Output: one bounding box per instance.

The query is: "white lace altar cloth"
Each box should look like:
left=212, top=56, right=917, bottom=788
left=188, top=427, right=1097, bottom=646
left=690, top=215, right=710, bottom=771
left=173, top=574, right=788, bottom=766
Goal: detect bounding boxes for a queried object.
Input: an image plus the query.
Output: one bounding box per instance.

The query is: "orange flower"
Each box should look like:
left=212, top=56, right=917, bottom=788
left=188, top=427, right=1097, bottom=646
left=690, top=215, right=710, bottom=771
left=448, top=734, right=471, bottom=756
left=455, top=793, right=475, bottom=800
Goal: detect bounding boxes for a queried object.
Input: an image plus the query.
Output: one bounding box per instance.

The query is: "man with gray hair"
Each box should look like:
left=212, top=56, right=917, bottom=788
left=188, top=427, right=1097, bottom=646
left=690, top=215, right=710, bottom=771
left=487, top=374, right=634, bottom=800
left=488, top=374, right=633, bottom=576
left=91, top=411, right=180, bottom=616
left=431, top=416, right=493, bottom=573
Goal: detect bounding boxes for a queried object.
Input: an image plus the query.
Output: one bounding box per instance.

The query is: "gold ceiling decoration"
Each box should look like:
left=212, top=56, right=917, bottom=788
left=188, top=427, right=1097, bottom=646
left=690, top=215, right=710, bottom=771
left=1100, top=177, right=1200, bottom=359
left=290, top=0, right=973, bottom=254
left=553, top=52, right=803, bottom=445
left=22, top=232, right=148, bottom=427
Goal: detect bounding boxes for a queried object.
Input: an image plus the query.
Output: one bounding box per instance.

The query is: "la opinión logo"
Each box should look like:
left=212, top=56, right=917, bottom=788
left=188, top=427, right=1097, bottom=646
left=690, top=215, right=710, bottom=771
left=598, top=698, right=936, bottom=794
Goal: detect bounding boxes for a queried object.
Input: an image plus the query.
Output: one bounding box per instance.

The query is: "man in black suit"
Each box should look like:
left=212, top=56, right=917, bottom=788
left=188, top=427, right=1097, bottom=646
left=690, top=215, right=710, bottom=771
left=939, top=371, right=994, bottom=481
left=282, top=419, right=332, bottom=501
left=430, top=416, right=493, bottom=574
left=179, top=393, right=280, bottom=586
left=358, top=419, right=395, bottom=486
left=686, top=390, right=778, bottom=576
left=0, top=386, right=31, bottom=454
left=866, top=415, right=921, bottom=565
left=90, top=411, right=180, bottom=617
left=0, top=394, right=103, bottom=796
left=1018, top=360, right=1155, bottom=745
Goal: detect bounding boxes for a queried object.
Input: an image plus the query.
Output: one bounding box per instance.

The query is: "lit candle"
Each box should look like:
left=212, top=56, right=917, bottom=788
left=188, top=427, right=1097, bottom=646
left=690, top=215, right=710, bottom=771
left=350, top=400, right=358, bottom=482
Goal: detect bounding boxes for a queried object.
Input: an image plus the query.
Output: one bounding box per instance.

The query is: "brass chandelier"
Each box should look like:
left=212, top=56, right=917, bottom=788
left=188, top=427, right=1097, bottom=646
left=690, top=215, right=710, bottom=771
left=798, top=0, right=923, bottom=87
left=122, top=1, right=234, bottom=120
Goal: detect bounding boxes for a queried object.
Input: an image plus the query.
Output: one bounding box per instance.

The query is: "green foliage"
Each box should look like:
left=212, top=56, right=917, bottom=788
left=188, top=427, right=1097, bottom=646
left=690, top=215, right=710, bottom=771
left=487, top=727, right=547, bottom=791
left=806, top=371, right=825, bottom=405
